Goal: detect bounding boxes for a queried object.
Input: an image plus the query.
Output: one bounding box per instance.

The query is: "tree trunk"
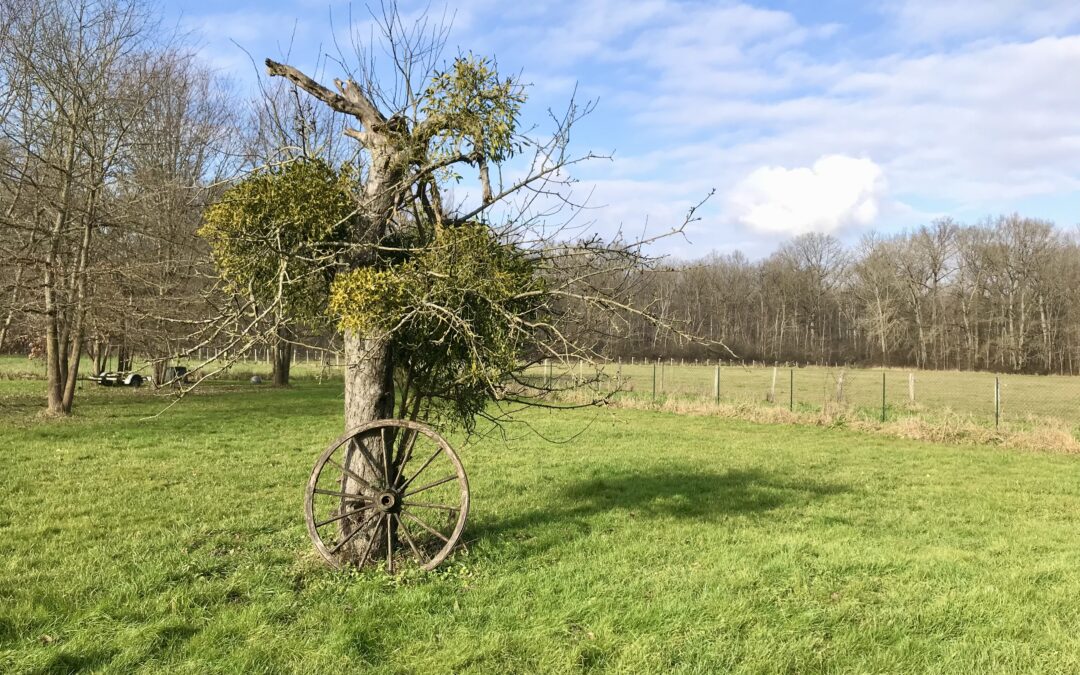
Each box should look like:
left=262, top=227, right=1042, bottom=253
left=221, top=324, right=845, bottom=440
left=116, top=343, right=133, bottom=373
left=340, top=329, right=395, bottom=562
left=91, top=338, right=110, bottom=375
left=271, top=327, right=293, bottom=387
left=0, top=264, right=25, bottom=352
left=343, top=331, right=394, bottom=425
left=60, top=211, right=95, bottom=413
left=44, top=274, right=64, bottom=414
left=44, top=128, right=78, bottom=415
left=153, top=358, right=168, bottom=387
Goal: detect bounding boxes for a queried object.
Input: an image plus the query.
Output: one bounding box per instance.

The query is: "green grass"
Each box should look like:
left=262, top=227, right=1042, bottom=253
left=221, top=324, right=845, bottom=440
left=0, top=354, right=343, bottom=384
left=6, top=354, right=1080, bottom=431
left=3, top=380, right=1080, bottom=672
left=530, top=361, right=1080, bottom=433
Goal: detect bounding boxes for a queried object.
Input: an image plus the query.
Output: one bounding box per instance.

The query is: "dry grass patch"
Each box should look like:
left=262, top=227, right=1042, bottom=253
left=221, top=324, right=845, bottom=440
left=553, top=389, right=1080, bottom=453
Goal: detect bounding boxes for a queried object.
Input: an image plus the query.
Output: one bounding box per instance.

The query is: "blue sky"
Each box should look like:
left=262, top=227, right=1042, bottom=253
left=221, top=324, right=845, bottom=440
left=167, top=0, right=1080, bottom=258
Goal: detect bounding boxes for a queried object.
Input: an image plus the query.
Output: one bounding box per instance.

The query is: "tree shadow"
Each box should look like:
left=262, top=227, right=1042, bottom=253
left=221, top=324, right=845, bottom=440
left=40, top=648, right=118, bottom=674
left=468, top=468, right=850, bottom=556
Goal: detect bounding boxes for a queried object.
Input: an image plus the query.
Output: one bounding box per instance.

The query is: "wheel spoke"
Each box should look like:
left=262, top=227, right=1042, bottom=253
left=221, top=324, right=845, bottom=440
left=402, top=511, right=450, bottom=542
left=313, top=487, right=372, bottom=501
left=354, top=515, right=383, bottom=567
left=346, top=436, right=381, bottom=477
left=385, top=514, right=394, bottom=574
left=404, top=474, right=457, bottom=498
left=399, top=446, right=442, bottom=491
left=394, top=514, right=427, bottom=564
left=402, top=501, right=460, bottom=513
left=328, top=511, right=378, bottom=555
left=380, top=427, right=393, bottom=485
left=325, top=458, right=378, bottom=493
left=394, top=429, right=418, bottom=473
left=315, top=503, right=375, bottom=528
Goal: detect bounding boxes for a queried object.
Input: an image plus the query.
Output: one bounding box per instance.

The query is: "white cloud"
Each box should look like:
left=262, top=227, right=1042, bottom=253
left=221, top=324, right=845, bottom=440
left=617, top=32, right=1080, bottom=230
left=727, top=155, right=886, bottom=236
left=887, top=0, right=1080, bottom=42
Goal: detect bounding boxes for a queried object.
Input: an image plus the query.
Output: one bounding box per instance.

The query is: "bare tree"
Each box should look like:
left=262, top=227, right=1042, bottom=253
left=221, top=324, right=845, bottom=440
left=0, top=0, right=231, bottom=411
left=851, top=234, right=902, bottom=366
left=594, top=216, right=1080, bottom=375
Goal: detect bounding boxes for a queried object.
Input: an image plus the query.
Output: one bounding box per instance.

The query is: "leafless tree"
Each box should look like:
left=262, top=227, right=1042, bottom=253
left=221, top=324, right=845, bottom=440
left=0, top=0, right=233, bottom=412
left=604, top=215, right=1080, bottom=375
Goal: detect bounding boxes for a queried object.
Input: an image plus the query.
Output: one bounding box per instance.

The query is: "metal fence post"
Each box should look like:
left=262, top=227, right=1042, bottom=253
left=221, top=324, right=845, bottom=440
left=995, top=376, right=1001, bottom=430
left=881, top=371, right=887, bottom=423
left=652, top=360, right=657, bottom=401
left=714, top=364, right=720, bottom=404
left=790, top=369, right=794, bottom=411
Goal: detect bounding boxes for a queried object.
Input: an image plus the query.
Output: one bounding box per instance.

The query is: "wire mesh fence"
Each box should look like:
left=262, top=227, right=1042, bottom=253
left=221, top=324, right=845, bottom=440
left=7, top=346, right=1073, bottom=436
left=526, top=359, right=1080, bottom=435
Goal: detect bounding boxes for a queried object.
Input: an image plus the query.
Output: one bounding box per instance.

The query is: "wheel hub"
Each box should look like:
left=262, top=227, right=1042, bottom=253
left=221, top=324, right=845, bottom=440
left=375, top=490, right=401, bottom=514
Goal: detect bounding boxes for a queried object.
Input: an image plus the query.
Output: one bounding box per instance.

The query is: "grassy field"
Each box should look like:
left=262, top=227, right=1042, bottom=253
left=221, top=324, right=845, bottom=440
left=2, top=378, right=1080, bottom=673
left=6, top=354, right=1080, bottom=432
left=532, top=361, right=1080, bottom=433
left=0, top=354, right=340, bottom=384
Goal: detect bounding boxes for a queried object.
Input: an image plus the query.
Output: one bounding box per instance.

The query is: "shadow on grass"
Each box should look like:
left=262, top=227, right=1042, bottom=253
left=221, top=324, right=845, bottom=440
left=469, top=468, right=850, bottom=555
left=40, top=648, right=118, bottom=674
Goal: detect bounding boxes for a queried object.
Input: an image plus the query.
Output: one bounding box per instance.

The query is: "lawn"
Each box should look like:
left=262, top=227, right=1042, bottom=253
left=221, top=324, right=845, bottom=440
left=2, top=380, right=1080, bottom=672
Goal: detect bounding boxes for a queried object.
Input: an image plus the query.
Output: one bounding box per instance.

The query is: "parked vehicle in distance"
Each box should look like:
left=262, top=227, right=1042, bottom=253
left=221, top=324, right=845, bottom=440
left=163, top=366, right=189, bottom=385
left=89, top=372, right=144, bottom=387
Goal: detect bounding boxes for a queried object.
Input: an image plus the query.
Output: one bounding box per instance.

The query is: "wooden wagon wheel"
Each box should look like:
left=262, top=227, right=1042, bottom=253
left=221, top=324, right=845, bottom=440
left=305, top=419, right=469, bottom=572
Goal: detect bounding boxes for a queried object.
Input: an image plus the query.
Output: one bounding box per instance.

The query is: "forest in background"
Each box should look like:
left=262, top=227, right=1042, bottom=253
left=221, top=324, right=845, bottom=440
left=617, top=217, right=1080, bottom=375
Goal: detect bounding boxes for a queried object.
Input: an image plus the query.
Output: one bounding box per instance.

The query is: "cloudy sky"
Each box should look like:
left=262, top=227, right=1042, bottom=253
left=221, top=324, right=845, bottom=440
left=168, top=0, right=1080, bottom=258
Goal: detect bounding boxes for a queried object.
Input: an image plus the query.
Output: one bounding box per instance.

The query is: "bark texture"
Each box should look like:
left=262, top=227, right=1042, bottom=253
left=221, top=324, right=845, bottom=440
left=339, top=329, right=395, bottom=561
left=271, top=327, right=294, bottom=387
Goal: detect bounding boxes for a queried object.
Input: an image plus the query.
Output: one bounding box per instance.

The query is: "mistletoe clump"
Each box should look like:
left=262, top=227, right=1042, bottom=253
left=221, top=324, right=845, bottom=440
left=200, top=159, right=357, bottom=321
left=328, top=222, right=543, bottom=427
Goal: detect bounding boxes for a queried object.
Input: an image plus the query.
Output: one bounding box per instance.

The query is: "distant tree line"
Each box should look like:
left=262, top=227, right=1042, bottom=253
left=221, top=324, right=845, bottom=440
left=613, top=217, right=1080, bottom=374
left=3, top=0, right=1078, bottom=420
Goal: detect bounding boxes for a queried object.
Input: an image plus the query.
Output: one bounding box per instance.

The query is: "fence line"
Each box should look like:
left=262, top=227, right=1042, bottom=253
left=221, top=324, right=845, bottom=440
left=530, top=359, right=1080, bottom=435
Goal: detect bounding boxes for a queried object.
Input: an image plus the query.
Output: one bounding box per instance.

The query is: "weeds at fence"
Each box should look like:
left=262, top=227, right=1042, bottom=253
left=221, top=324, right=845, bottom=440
left=547, top=372, right=1080, bottom=454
